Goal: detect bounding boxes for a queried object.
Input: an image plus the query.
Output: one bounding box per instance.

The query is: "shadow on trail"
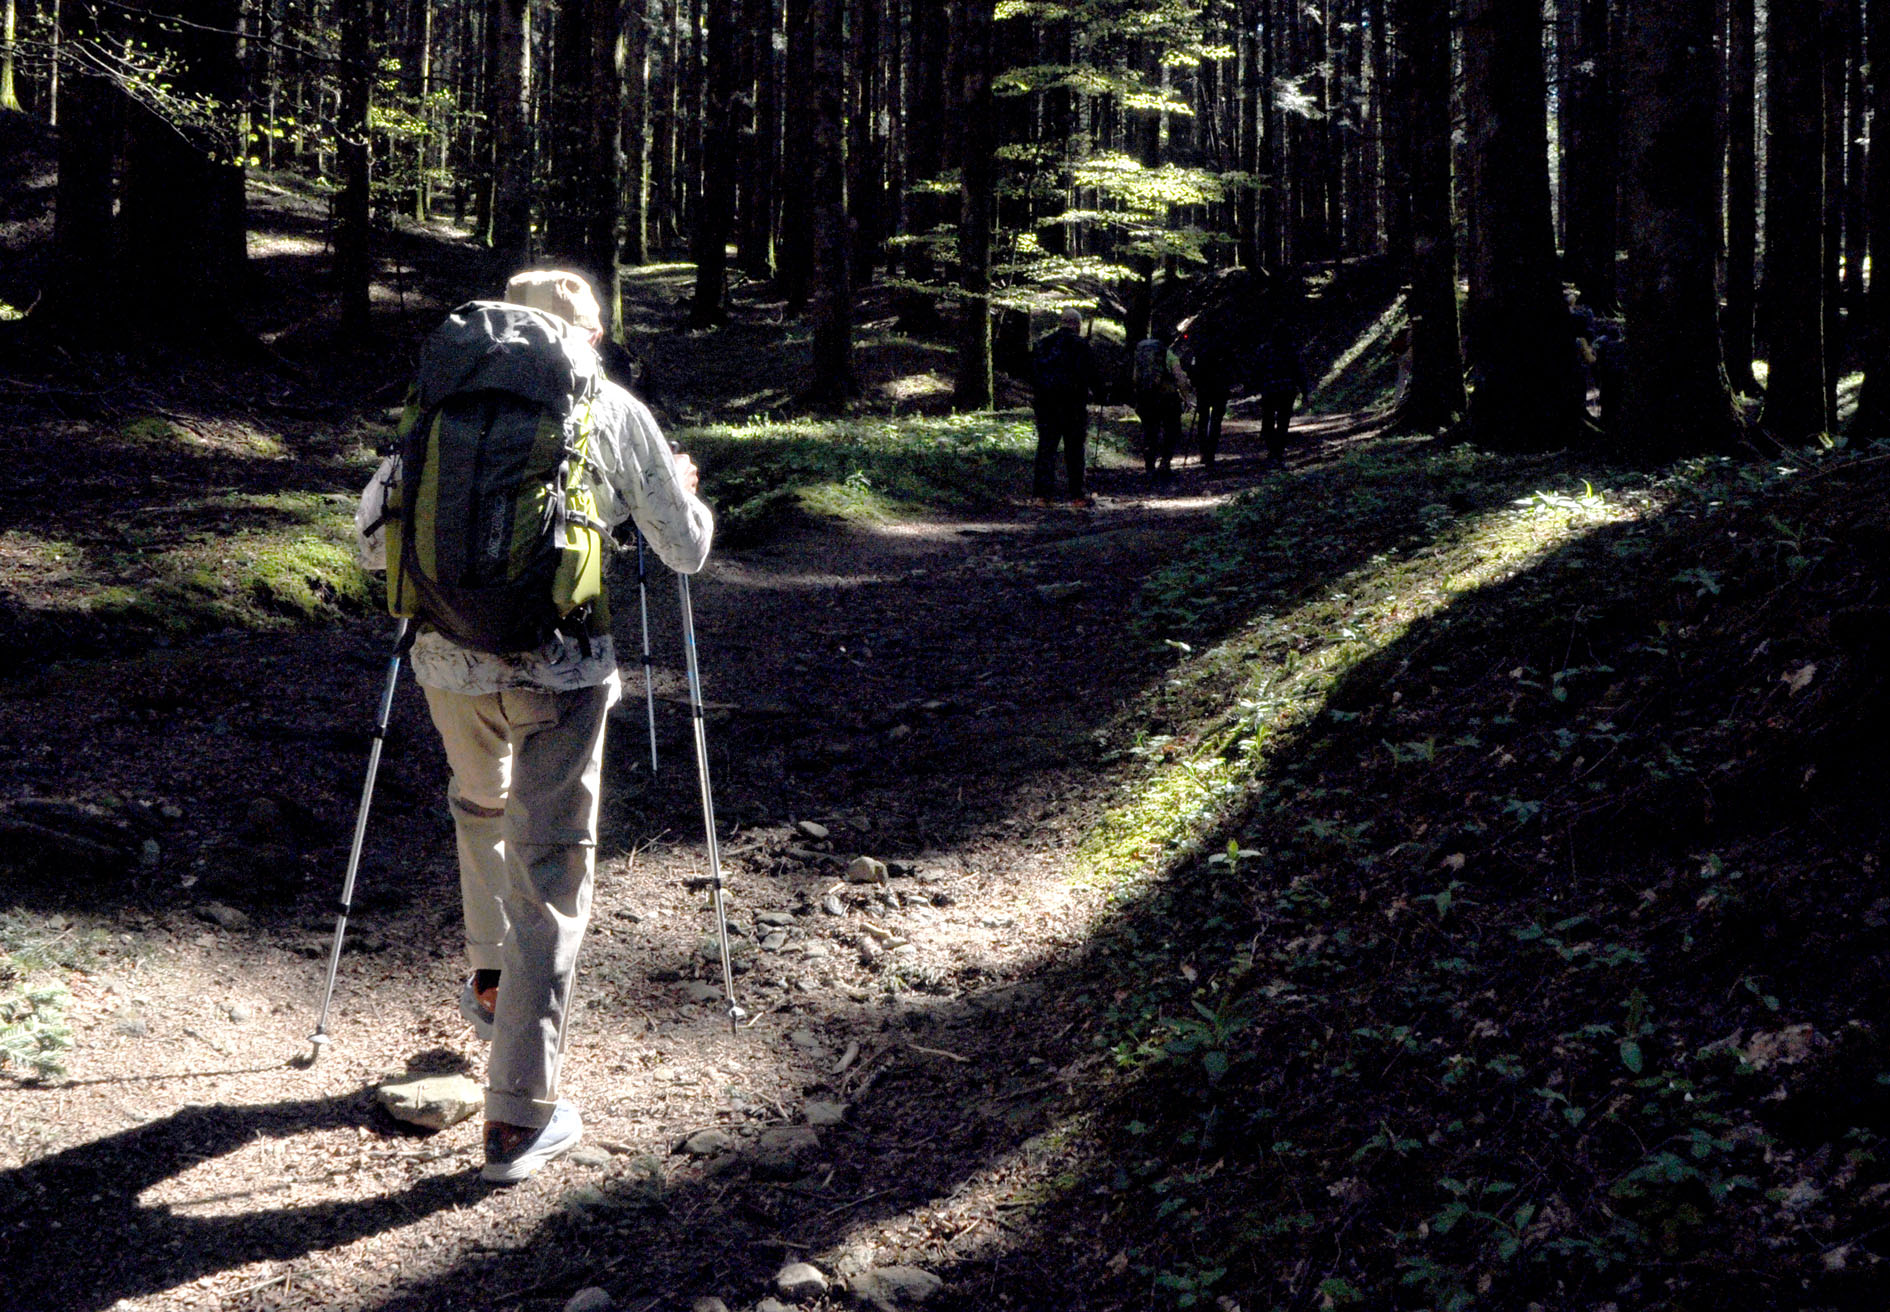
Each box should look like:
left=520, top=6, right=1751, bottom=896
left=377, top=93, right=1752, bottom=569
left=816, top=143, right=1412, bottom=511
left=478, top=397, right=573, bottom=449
left=0, top=1085, right=491, bottom=1311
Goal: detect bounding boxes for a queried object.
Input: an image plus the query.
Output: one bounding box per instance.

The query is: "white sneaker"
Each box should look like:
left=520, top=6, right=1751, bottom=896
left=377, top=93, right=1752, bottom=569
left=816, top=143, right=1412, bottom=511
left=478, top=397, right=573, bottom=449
left=481, top=1101, right=583, bottom=1184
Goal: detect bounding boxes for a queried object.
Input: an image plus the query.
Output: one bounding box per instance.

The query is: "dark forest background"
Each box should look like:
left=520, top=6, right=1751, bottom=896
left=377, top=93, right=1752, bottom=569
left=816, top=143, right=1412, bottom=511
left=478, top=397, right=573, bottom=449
left=4, top=0, right=1887, bottom=453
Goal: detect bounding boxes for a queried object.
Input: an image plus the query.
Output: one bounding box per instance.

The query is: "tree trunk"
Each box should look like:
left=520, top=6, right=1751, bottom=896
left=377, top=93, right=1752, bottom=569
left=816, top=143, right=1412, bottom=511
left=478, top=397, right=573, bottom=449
left=1758, top=0, right=1829, bottom=442
left=1722, top=0, right=1757, bottom=393
left=1857, top=0, right=1890, bottom=434
left=625, top=0, right=650, bottom=264
left=1618, top=0, right=1740, bottom=459
left=805, top=0, right=853, bottom=403
left=119, top=0, right=251, bottom=338
left=3, top=0, right=24, bottom=112
left=738, top=0, right=777, bottom=278
left=332, top=0, right=371, bottom=330
left=1460, top=0, right=1584, bottom=448
left=1562, top=0, right=1616, bottom=309
left=43, top=0, right=119, bottom=331
left=1236, top=1, right=1262, bottom=269
left=688, top=0, right=737, bottom=325
left=952, top=0, right=995, bottom=410
left=778, top=0, right=814, bottom=309
left=584, top=0, right=625, bottom=333
left=1395, top=0, right=1465, bottom=430
left=489, top=0, right=532, bottom=269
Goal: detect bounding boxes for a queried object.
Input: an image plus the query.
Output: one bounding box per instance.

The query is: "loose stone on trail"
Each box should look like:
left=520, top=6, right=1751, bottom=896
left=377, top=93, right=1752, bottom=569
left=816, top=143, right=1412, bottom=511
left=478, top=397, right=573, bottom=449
left=774, top=1260, right=830, bottom=1300
left=848, top=1265, right=946, bottom=1309
left=375, top=1073, right=482, bottom=1131
left=681, top=1128, right=735, bottom=1157
left=804, top=1099, right=848, bottom=1126
left=795, top=820, right=830, bottom=841
left=562, top=1288, right=613, bottom=1312
left=846, top=856, right=889, bottom=885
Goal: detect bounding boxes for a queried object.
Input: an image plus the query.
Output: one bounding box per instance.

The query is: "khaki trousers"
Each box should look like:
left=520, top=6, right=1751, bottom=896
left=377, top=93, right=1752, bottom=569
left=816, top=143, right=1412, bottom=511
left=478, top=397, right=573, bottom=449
left=422, top=675, right=619, bottom=1128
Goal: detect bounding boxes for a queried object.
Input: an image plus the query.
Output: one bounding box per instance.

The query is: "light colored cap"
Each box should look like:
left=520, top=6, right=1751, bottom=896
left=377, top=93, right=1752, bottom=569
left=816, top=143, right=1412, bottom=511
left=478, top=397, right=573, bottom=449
left=504, top=269, right=603, bottom=334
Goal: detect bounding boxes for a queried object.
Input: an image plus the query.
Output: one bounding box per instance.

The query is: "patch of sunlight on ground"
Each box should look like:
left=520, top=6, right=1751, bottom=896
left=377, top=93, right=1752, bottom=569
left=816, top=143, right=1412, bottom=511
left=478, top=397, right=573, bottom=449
left=1077, top=482, right=1639, bottom=892
left=879, top=374, right=954, bottom=403
left=247, top=233, right=327, bottom=259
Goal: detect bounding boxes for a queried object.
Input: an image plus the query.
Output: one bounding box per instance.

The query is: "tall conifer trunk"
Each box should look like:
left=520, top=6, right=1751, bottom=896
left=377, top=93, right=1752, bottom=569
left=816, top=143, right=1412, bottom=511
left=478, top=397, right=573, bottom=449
left=1759, top=0, right=1830, bottom=442
left=1723, top=0, right=1758, bottom=393
left=1619, top=0, right=1741, bottom=458
left=1460, top=0, right=1583, bottom=447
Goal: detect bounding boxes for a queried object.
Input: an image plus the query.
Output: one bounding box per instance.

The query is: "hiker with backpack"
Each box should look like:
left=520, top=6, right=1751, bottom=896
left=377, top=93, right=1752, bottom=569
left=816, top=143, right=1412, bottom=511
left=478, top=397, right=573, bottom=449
left=1249, top=325, right=1310, bottom=469
left=355, top=269, right=714, bottom=1184
left=1178, top=323, right=1235, bottom=475
left=1131, top=332, right=1189, bottom=482
left=1030, top=307, right=1097, bottom=504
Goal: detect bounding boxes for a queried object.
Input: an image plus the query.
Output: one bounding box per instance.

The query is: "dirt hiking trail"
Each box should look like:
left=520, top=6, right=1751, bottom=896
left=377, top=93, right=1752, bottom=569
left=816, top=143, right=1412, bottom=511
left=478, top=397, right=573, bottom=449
left=0, top=250, right=1356, bottom=1309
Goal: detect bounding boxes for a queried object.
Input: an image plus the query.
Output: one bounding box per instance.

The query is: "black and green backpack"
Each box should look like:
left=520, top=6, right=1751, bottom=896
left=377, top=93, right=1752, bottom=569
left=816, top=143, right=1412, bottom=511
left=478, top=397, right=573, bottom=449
left=383, top=302, right=610, bottom=654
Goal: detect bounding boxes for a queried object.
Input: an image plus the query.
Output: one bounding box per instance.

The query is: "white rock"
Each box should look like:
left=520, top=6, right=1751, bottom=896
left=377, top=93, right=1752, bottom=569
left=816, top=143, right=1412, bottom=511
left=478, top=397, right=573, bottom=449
left=796, top=820, right=831, bottom=841
left=756, top=1301, right=794, bottom=1312
left=846, top=856, right=888, bottom=885
left=822, top=894, right=847, bottom=917
left=775, top=1261, right=830, bottom=1300
left=374, top=1074, right=482, bottom=1131
left=564, top=1288, right=612, bottom=1312
left=690, top=1299, right=730, bottom=1312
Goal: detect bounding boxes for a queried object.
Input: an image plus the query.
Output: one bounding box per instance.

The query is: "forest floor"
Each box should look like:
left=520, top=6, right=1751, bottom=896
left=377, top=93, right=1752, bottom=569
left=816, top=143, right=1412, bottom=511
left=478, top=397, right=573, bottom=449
left=0, top=141, right=1371, bottom=1312
left=10, top=112, right=1890, bottom=1312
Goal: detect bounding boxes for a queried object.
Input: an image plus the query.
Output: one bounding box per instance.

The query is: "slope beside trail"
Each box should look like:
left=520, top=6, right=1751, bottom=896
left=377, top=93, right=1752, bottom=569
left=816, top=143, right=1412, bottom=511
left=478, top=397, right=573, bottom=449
left=0, top=301, right=1359, bottom=1310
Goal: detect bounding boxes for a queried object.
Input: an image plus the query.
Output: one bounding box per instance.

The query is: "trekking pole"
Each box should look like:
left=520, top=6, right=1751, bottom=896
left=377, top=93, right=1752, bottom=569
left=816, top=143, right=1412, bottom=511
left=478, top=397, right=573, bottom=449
left=634, top=529, right=659, bottom=773
left=300, top=617, right=411, bottom=1066
left=676, top=569, right=744, bottom=1034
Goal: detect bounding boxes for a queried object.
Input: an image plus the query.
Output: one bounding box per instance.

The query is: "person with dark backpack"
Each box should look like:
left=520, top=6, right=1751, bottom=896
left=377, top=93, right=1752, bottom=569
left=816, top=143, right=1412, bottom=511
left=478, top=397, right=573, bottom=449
left=1179, top=324, right=1234, bottom=474
left=356, top=270, right=713, bottom=1184
left=1029, top=307, right=1096, bottom=503
left=1131, top=333, right=1188, bottom=482
left=1250, top=327, right=1310, bottom=468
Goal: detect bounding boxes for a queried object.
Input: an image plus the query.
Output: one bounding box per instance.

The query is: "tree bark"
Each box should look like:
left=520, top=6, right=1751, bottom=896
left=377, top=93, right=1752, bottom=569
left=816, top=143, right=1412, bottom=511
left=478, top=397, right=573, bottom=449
left=1758, top=0, right=1830, bottom=442
left=1395, top=0, right=1465, bottom=430
left=952, top=0, right=995, bottom=410
left=489, top=0, right=533, bottom=269
left=1618, top=0, right=1740, bottom=459
left=778, top=0, right=814, bottom=309
left=584, top=0, right=625, bottom=333
left=1722, top=0, right=1757, bottom=393
left=332, top=0, right=371, bottom=330
left=118, top=0, right=251, bottom=338
left=805, top=0, right=853, bottom=403
left=1562, top=0, right=1616, bottom=309
left=688, top=0, right=738, bottom=325
left=1858, top=0, right=1890, bottom=434
left=625, top=0, right=651, bottom=265
left=1460, top=0, right=1584, bottom=448
left=44, top=0, right=119, bottom=331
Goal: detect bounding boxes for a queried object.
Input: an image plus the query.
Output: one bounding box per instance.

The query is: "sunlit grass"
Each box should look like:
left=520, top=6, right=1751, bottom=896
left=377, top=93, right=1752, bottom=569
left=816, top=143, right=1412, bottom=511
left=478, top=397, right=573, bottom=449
left=1, top=493, right=369, bottom=637
left=677, top=410, right=1041, bottom=541
left=1078, top=451, right=1648, bottom=889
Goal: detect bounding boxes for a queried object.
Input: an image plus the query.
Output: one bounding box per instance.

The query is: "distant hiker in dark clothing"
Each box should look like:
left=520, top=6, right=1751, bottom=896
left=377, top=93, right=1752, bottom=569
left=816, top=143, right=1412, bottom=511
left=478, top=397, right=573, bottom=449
left=1250, top=329, right=1309, bottom=467
left=1179, top=325, right=1234, bottom=473
left=1130, top=334, right=1189, bottom=482
left=1030, top=307, right=1095, bottom=503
